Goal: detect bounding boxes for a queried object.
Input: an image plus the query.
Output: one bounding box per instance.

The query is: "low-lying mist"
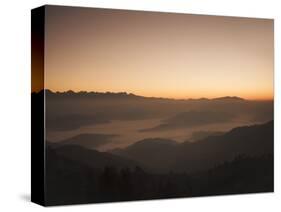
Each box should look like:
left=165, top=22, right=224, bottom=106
left=44, top=91, right=273, bottom=150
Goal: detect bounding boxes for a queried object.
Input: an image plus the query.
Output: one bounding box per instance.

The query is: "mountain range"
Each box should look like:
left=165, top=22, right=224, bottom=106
left=45, top=120, right=273, bottom=205
left=34, top=89, right=245, bottom=102
left=48, top=120, right=273, bottom=174
left=112, top=120, right=273, bottom=173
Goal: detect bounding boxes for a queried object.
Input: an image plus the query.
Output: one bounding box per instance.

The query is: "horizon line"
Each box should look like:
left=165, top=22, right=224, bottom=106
left=32, top=89, right=274, bottom=101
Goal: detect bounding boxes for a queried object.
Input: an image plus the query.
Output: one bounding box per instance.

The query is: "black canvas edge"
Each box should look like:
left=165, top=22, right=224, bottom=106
left=30, top=5, right=274, bottom=207
left=31, top=6, right=46, bottom=206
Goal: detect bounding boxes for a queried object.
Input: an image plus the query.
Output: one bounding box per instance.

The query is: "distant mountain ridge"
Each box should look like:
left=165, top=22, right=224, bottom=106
left=34, top=89, right=272, bottom=132
left=212, top=96, right=244, bottom=101
left=33, top=89, right=245, bottom=101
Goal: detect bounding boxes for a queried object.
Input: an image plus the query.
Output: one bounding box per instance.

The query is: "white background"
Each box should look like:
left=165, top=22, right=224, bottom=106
left=0, top=0, right=280, bottom=211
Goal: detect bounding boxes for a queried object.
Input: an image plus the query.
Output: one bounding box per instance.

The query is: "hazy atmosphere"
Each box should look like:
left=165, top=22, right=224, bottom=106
left=44, top=6, right=273, bottom=100
left=33, top=5, right=274, bottom=205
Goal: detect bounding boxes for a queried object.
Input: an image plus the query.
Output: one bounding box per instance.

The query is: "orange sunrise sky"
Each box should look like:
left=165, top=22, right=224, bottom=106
left=43, top=6, right=274, bottom=100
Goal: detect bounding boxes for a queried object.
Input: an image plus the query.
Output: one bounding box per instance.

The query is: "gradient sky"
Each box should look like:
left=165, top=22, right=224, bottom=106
left=44, top=6, right=274, bottom=100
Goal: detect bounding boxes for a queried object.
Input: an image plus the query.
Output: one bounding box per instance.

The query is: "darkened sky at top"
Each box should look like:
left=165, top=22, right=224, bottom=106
left=44, top=6, right=274, bottom=100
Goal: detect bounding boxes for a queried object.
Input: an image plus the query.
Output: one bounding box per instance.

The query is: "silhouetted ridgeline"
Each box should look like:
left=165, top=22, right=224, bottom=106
left=53, top=133, right=119, bottom=149
left=32, top=89, right=273, bottom=131
left=189, top=130, right=224, bottom=141
left=45, top=121, right=273, bottom=205
left=33, top=89, right=146, bottom=100
left=33, top=89, right=246, bottom=101
left=113, top=121, right=273, bottom=172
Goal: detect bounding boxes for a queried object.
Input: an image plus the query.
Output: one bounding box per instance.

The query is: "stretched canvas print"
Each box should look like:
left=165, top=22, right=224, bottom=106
left=31, top=5, right=274, bottom=206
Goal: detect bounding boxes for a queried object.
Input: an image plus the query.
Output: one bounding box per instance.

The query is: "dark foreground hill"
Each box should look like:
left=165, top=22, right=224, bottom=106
left=47, top=144, right=141, bottom=171
left=46, top=145, right=273, bottom=205
left=45, top=121, right=273, bottom=205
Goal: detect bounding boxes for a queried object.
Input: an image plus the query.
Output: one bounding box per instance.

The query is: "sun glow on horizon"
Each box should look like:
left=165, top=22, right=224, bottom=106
left=43, top=87, right=273, bottom=101
left=42, top=7, right=273, bottom=102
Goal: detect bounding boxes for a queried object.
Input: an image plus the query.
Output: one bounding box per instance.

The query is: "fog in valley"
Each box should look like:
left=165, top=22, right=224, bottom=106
left=45, top=91, right=273, bottom=151
left=32, top=6, right=274, bottom=205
